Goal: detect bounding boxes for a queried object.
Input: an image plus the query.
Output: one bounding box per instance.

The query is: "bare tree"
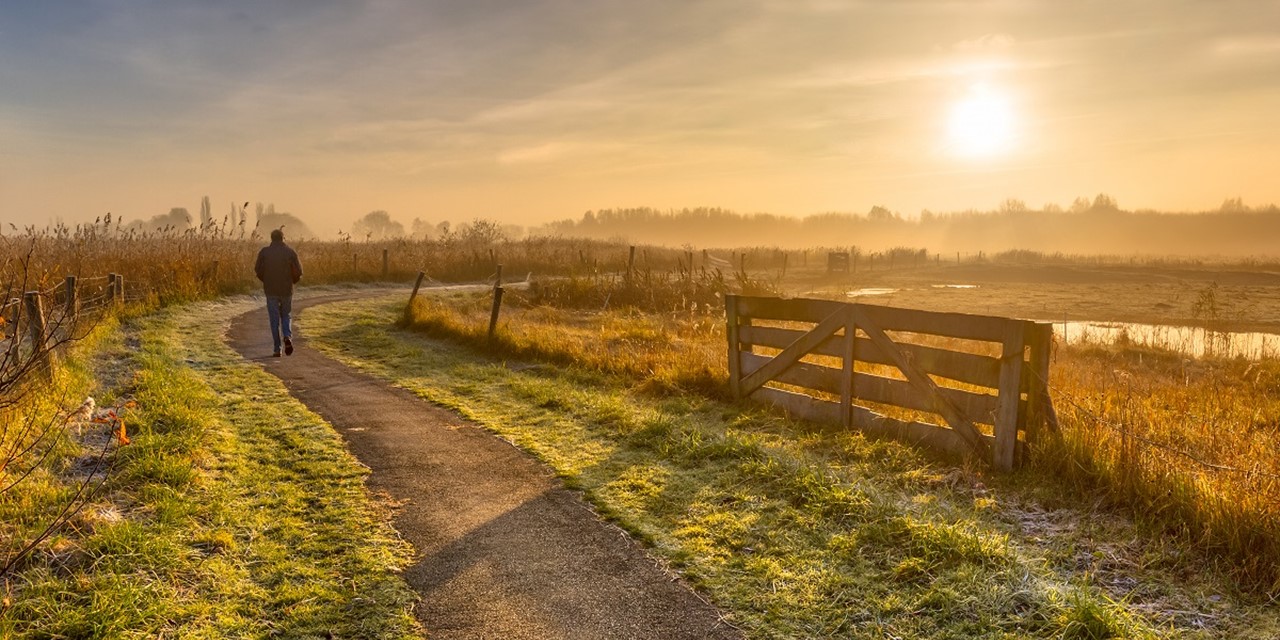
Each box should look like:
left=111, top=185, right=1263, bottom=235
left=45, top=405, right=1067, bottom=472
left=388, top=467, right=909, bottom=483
left=0, top=241, right=114, bottom=579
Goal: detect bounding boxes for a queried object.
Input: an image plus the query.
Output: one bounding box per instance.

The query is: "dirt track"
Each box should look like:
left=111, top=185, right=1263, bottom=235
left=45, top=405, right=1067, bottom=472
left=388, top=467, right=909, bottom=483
left=226, top=292, right=740, bottom=639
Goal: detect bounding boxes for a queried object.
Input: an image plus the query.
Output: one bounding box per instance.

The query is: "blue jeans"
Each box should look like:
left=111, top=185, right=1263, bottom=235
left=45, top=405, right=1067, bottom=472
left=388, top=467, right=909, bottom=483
left=266, top=295, right=293, bottom=353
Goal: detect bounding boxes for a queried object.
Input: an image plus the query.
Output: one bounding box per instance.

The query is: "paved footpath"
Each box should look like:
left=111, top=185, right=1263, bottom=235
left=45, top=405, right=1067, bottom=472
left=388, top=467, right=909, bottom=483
left=227, top=293, right=742, bottom=639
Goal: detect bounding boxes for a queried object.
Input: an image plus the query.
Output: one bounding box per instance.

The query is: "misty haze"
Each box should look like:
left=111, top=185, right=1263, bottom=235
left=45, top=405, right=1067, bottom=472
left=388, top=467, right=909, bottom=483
left=3, top=2, right=1279, bottom=639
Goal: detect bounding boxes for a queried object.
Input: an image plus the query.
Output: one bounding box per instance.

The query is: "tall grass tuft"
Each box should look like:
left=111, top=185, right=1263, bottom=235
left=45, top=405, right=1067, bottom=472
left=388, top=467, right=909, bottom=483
left=1038, top=344, right=1280, bottom=594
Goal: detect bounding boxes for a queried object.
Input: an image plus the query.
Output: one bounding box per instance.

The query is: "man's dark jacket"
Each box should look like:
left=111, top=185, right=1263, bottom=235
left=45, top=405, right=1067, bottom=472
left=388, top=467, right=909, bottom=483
left=254, top=241, right=303, bottom=296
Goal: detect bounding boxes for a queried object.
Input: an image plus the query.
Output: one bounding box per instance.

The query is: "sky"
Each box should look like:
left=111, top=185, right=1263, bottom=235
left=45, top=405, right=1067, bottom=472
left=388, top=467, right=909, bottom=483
left=2, top=0, right=1279, bottom=236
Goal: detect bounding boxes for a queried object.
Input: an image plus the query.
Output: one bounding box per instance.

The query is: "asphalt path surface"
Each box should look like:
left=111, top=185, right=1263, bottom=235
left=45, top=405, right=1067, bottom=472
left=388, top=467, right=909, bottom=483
left=226, top=291, right=741, bottom=639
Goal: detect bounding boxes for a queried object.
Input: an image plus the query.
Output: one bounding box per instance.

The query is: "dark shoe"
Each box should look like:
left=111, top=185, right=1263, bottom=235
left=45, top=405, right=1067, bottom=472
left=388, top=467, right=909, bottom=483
left=272, top=351, right=282, bottom=357
left=284, top=338, right=294, bottom=356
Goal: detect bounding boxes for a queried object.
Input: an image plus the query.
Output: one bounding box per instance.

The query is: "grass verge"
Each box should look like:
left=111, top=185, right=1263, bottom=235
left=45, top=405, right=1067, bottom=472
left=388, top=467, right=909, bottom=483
left=2, top=296, right=421, bottom=638
left=297, top=292, right=1280, bottom=639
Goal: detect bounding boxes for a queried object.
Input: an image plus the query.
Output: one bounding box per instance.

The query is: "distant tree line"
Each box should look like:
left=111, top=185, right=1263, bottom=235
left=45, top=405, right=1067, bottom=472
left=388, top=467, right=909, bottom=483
left=122, top=198, right=314, bottom=240
left=115, top=194, right=1280, bottom=258
left=537, top=197, right=1280, bottom=256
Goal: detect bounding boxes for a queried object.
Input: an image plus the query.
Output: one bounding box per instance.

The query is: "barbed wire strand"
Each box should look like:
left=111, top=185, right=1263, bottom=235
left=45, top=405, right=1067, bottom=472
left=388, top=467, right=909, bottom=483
left=1034, top=367, right=1280, bottom=481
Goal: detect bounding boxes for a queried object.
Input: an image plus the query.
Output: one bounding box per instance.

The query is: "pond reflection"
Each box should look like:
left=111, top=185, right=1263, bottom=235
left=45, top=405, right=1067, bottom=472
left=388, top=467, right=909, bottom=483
left=1054, top=321, right=1280, bottom=360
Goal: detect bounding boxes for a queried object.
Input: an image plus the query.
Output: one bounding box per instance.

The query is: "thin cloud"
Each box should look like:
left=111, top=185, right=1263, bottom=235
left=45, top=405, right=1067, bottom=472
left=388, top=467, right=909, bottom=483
left=496, top=142, right=585, bottom=165
left=953, top=34, right=1017, bottom=52
left=1214, top=37, right=1280, bottom=56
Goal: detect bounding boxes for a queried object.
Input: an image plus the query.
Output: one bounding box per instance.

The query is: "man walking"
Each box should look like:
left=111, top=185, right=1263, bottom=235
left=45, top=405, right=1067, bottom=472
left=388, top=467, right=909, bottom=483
left=254, top=228, right=303, bottom=357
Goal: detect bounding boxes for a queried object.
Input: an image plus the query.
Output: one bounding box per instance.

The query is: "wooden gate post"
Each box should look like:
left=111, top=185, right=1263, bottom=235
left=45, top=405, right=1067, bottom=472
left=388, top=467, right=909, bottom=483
left=1026, top=322, right=1058, bottom=438
left=114, top=274, right=124, bottom=305
left=726, top=295, right=743, bottom=399
left=993, top=322, right=1028, bottom=471
left=840, top=317, right=856, bottom=428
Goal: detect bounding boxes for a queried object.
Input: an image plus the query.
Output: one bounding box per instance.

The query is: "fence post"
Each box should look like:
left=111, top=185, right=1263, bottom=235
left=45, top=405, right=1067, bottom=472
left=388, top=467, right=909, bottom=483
left=64, top=276, right=78, bottom=321
left=114, top=274, right=124, bottom=305
left=382, top=249, right=389, bottom=279
left=487, top=265, right=504, bottom=342
left=23, top=291, right=53, bottom=373
left=408, top=271, right=426, bottom=307
left=626, top=246, right=636, bottom=286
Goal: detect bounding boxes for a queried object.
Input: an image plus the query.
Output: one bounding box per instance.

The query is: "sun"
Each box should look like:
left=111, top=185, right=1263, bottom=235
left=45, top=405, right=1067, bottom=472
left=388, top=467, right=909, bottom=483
left=947, top=83, right=1016, bottom=158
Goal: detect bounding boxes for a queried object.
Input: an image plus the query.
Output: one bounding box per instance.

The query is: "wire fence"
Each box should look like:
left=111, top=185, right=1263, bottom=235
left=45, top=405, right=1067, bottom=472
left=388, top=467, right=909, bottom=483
left=1045, top=377, right=1280, bottom=481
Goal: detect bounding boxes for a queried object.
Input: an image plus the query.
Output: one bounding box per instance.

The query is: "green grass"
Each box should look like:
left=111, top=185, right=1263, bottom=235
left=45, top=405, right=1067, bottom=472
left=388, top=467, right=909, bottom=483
left=2, top=297, right=421, bottom=638
left=300, top=293, right=1246, bottom=639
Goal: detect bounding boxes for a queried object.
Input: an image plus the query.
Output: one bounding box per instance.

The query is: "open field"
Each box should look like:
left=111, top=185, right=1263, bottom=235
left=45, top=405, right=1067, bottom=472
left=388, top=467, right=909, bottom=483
left=403, top=268, right=1280, bottom=598
left=326, top=292, right=1280, bottom=638
left=4, top=230, right=1280, bottom=636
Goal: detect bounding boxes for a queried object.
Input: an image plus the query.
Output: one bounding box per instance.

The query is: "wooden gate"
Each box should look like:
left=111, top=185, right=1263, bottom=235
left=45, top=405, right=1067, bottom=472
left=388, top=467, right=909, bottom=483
left=726, top=295, right=1055, bottom=471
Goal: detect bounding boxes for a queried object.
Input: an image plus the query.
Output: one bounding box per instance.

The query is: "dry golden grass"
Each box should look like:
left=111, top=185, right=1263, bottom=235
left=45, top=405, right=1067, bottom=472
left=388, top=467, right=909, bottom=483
left=5, top=220, right=1279, bottom=594
left=405, top=286, right=1280, bottom=595
left=1, top=219, right=682, bottom=312
left=1042, top=343, right=1280, bottom=593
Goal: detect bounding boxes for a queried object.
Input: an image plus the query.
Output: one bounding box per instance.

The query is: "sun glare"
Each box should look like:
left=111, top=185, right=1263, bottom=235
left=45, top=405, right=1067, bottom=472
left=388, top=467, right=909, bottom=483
left=947, top=83, right=1016, bottom=158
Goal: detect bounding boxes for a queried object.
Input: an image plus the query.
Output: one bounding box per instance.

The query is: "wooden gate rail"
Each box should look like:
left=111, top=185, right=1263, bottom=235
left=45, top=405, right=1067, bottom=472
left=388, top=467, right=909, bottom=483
left=726, top=295, right=1055, bottom=471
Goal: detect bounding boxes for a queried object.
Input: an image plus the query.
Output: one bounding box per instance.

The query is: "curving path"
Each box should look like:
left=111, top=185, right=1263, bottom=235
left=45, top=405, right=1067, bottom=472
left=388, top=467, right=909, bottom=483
left=226, top=292, right=741, bottom=639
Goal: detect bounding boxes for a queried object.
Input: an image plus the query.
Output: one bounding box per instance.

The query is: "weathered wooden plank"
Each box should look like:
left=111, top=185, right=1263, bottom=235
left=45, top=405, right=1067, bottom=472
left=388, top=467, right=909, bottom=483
left=849, top=405, right=987, bottom=459
left=744, top=353, right=986, bottom=419
left=753, top=386, right=842, bottom=424
left=740, top=324, right=1004, bottom=389
left=752, top=387, right=1023, bottom=462
left=857, top=303, right=1019, bottom=343
left=738, top=297, right=1021, bottom=344
left=740, top=352, right=842, bottom=395
left=993, top=322, right=1027, bottom=471
left=734, top=295, right=846, bottom=324
left=726, top=294, right=743, bottom=399
left=738, top=306, right=852, bottom=397
left=853, top=305, right=990, bottom=460
left=854, top=372, right=1003, bottom=425
left=739, top=324, right=843, bottom=357
left=854, top=337, right=1003, bottom=389
left=740, top=355, right=1011, bottom=425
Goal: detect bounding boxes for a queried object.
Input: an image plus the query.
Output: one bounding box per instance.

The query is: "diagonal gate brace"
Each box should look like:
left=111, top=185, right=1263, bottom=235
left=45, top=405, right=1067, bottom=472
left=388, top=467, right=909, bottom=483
left=738, top=306, right=854, bottom=398
left=853, top=305, right=991, bottom=462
